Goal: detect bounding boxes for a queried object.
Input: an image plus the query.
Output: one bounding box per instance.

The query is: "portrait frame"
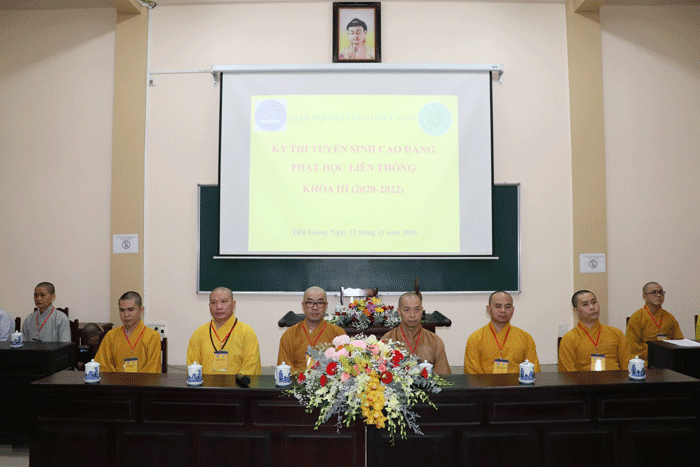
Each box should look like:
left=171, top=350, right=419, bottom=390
left=333, top=2, right=381, bottom=63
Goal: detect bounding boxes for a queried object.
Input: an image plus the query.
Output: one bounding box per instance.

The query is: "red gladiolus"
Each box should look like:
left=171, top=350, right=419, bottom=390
left=381, top=371, right=393, bottom=384
left=298, top=372, right=306, bottom=383
left=327, top=362, right=338, bottom=376
left=421, top=368, right=429, bottom=379
left=320, top=374, right=328, bottom=387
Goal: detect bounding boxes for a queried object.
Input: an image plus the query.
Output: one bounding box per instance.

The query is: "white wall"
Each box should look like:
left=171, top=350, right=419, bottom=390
left=602, top=5, right=700, bottom=338
left=144, top=1, right=573, bottom=366
left=0, top=9, right=115, bottom=323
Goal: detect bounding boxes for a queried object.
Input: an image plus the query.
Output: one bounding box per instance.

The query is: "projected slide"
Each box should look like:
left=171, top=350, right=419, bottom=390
left=218, top=66, right=493, bottom=258
left=248, top=95, right=459, bottom=254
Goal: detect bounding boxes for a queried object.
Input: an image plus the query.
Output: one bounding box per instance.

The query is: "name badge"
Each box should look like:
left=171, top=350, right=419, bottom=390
left=591, top=354, right=606, bottom=371
left=656, top=334, right=668, bottom=341
left=213, top=351, right=229, bottom=372
left=493, top=358, right=509, bottom=374
left=124, top=358, right=138, bottom=373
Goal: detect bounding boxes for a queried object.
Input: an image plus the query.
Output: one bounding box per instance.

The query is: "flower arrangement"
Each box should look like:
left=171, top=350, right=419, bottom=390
left=327, top=296, right=400, bottom=330
left=287, top=334, right=448, bottom=443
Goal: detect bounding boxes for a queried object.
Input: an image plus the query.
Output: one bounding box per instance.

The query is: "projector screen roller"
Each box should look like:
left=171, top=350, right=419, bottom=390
left=218, top=65, right=494, bottom=258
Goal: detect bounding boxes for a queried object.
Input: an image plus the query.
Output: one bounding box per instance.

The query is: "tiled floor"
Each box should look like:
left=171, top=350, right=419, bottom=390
left=0, top=445, right=29, bottom=467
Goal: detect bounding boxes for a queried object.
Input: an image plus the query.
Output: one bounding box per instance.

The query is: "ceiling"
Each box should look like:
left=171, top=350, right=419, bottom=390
left=1, top=0, right=697, bottom=13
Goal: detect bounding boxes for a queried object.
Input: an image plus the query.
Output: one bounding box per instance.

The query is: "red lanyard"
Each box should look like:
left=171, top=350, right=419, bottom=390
left=302, top=322, right=327, bottom=347
left=400, top=326, right=422, bottom=355
left=489, top=324, right=511, bottom=355
left=210, top=319, right=237, bottom=351
left=36, top=306, right=55, bottom=333
left=644, top=305, right=663, bottom=329
left=579, top=323, right=601, bottom=350
left=123, top=325, right=146, bottom=351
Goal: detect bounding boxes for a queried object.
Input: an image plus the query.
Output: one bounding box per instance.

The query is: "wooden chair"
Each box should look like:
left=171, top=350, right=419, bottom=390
left=340, top=287, right=378, bottom=305
left=57, top=307, right=69, bottom=318
left=69, top=319, right=80, bottom=345
left=557, top=336, right=562, bottom=370
left=15, top=316, right=21, bottom=332
left=161, top=337, right=168, bottom=373
left=626, top=316, right=630, bottom=326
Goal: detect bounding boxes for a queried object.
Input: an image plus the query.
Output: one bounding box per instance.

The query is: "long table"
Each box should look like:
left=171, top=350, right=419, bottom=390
left=0, top=341, right=75, bottom=444
left=30, top=369, right=699, bottom=467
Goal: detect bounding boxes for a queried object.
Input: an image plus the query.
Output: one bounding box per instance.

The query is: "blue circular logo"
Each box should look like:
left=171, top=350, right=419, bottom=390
left=418, top=102, right=452, bottom=136
left=255, top=100, right=287, bottom=132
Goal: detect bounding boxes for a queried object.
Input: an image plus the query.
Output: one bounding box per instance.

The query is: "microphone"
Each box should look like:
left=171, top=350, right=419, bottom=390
left=235, top=374, right=250, bottom=387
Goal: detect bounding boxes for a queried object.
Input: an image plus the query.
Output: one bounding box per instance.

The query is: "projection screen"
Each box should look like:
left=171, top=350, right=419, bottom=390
left=217, top=64, right=499, bottom=258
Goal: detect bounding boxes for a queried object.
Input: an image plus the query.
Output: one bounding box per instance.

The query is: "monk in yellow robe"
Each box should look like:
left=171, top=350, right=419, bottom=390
left=95, top=291, right=161, bottom=373
left=465, top=291, right=540, bottom=374
left=278, top=286, right=346, bottom=373
left=559, top=290, right=631, bottom=372
left=626, top=282, right=683, bottom=361
left=187, top=287, right=261, bottom=375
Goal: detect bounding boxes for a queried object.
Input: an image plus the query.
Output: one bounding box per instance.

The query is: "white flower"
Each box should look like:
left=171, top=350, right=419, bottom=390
left=332, top=334, right=351, bottom=346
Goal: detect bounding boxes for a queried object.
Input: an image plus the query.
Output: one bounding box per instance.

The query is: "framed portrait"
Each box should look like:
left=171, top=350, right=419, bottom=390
left=333, top=2, right=381, bottom=63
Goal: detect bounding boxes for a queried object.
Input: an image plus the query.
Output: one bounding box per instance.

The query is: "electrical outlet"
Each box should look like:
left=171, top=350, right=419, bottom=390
left=147, top=322, right=166, bottom=338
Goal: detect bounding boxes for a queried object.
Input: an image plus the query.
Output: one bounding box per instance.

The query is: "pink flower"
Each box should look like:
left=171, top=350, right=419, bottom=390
left=332, top=335, right=351, bottom=346
left=350, top=339, right=367, bottom=350
left=324, top=347, right=338, bottom=360
left=378, top=363, right=387, bottom=373
left=341, top=372, right=350, bottom=382
left=368, top=344, right=379, bottom=356
left=337, top=348, right=350, bottom=358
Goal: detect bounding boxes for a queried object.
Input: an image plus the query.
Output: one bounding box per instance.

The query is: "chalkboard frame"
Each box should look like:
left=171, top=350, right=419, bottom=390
left=198, top=184, right=519, bottom=294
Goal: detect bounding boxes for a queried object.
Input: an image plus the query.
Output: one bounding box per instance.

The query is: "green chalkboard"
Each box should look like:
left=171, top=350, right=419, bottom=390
left=198, top=184, right=519, bottom=293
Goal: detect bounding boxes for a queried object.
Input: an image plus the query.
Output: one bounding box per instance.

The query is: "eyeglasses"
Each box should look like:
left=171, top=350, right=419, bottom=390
left=645, top=290, right=666, bottom=297
left=304, top=300, right=327, bottom=308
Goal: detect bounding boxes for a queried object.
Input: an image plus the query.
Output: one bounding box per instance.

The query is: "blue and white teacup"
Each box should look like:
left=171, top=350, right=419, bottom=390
left=519, top=360, right=535, bottom=384
left=187, top=362, right=203, bottom=386
left=84, top=359, right=101, bottom=383
left=628, top=355, right=646, bottom=380
left=275, top=362, right=292, bottom=386
left=10, top=332, right=23, bottom=348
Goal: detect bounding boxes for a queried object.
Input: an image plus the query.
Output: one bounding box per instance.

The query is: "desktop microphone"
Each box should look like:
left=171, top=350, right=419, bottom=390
left=235, top=374, right=250, bottom=387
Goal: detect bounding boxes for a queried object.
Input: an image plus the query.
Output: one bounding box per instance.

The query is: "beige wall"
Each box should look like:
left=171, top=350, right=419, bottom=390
left=4, top=2, right=697, bottom=368
left=145, top=1, right=573, bottom=366
left=601, top=5, right=700, bottom=337
left=0, top=8, right=115, bottom=323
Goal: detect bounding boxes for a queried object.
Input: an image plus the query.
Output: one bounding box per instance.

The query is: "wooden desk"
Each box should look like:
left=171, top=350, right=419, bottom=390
left=0, top=341, right=76, bottom=444
left=648, top=339, right=700, bottom=379
left=31, top=369, right=698, bottom=467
